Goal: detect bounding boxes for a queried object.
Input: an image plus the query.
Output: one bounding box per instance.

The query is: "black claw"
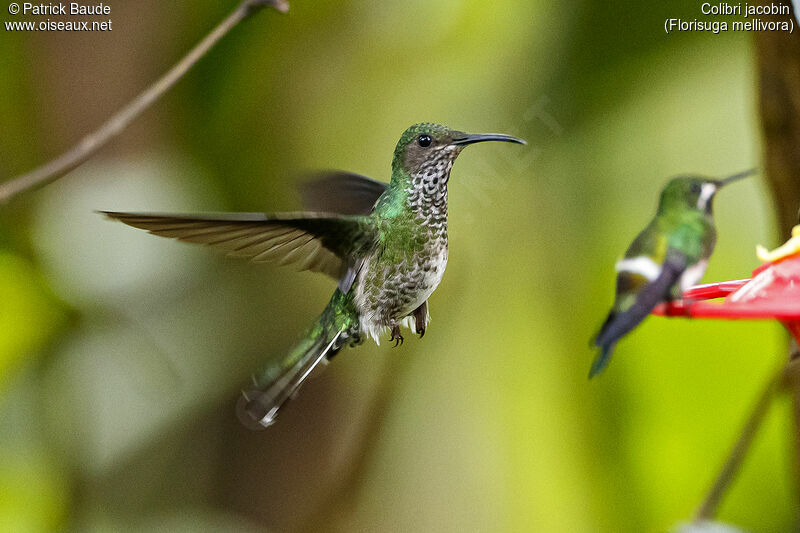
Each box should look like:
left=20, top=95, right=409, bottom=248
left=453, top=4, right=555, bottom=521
left=418, top=328, right=425, bottom=338
left=390, top=326, right=404, bottom=347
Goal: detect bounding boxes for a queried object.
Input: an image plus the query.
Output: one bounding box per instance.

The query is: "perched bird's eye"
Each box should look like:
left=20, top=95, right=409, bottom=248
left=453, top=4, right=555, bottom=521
left=690, top=183, right=702, bottom=194
left=417, top=135, right=433, bottom=148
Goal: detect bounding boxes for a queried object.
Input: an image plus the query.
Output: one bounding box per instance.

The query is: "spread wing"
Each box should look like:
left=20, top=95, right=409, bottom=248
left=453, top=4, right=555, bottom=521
left=100, top=211, right=377, bottom=280
left=299, top=171, right=388, bottom=215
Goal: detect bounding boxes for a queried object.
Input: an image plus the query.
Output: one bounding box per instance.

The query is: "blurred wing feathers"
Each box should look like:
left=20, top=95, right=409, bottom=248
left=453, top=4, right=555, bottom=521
left=100, top=211, right=377, bottom=280
left=590, top=248, right=688, bottom=377
left=299, top=171, right=388, bottom=215
left=595, top=248, right=688, bottom=349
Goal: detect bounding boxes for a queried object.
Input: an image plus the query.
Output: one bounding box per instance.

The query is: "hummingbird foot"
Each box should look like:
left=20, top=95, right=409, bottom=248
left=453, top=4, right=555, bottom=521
left=411, top=301, right=429, bottom=338
left=390, top=325, right=404, bottom=347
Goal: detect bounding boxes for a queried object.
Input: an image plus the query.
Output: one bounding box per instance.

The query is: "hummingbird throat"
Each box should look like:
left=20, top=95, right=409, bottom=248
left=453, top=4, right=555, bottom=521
left=406, top=146, right=459, bottom=214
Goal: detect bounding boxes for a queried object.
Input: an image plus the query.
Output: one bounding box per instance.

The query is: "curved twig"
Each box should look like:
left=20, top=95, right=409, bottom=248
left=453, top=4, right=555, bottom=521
left=0, top=0, right=289, bottom=205
left=693, top=363, right=786, bottom=522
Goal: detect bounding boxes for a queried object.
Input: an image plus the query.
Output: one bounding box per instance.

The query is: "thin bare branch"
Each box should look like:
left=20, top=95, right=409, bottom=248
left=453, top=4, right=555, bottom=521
left=0, top=0, right=289, bottom=204
left=693, top=362, right=790, bottom=522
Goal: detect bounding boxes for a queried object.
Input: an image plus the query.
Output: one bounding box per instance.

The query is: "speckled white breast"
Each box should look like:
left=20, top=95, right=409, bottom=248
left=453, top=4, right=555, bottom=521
left=354, top=242, right=448, bottom=344
left=404, top=247, right=448, bottom=314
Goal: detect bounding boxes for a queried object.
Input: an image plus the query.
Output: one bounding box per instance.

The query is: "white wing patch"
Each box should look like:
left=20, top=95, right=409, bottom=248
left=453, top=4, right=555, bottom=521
left=615, top=256, right=661, bottom=281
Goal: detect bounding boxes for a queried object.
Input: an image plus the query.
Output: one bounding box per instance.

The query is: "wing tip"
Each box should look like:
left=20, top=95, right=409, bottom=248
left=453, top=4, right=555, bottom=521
left=97, top=210, right=141, bottom=223
left=588, top=343, right=615, bottom=379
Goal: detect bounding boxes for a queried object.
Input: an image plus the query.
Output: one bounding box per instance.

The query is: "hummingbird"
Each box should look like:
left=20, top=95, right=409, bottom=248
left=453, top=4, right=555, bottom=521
left=590, top=169, right=754, bottom=378
left=101, top=123, right=526, bottom=428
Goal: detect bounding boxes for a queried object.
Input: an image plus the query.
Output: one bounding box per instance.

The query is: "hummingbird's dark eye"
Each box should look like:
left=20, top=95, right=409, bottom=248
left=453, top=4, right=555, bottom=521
left=690, top=183, right=702, bottom=194
left=417, top=135, right=433, bottom=148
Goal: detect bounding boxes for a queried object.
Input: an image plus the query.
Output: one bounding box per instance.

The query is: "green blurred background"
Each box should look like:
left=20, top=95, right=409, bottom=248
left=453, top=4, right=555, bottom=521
left=0, top=1, right=792, bottom=531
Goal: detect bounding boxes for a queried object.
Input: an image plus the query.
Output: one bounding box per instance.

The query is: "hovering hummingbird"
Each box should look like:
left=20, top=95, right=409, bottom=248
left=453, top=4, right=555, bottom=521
left=102, top=123, right=526, bottom=428
left=590, top=169, right=755, bottom=378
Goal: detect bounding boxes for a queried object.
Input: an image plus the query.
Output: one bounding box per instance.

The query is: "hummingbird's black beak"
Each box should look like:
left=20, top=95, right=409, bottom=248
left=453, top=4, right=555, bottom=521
left=718, top=168, right=757, bottom=187
left=451, top=133, right=527, bottom=146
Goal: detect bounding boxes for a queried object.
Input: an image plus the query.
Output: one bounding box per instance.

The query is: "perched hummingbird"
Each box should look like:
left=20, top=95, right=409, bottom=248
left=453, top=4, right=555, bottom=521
left=102, top=123, right=525, bottom=428
left=591, top=169, right=754, bottom=378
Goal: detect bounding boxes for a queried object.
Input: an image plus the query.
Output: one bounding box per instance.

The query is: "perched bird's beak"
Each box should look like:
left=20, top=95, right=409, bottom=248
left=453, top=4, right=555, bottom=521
left=451, top=133, right=527, bottom=146
left=718, top=167, right=757, bottom=187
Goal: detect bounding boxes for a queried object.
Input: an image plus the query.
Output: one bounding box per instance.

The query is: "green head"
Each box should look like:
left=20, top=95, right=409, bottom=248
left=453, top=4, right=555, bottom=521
left=657, top=169, right=755, bottom=216
left=391, top=122, right=526, bottom=179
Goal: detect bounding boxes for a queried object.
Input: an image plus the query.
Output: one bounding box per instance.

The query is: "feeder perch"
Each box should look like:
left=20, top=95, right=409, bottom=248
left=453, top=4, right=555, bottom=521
left=652, top=225, right=800, bottom=345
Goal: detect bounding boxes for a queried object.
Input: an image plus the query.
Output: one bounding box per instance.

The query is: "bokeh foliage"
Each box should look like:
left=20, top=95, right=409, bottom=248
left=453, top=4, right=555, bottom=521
left=0, top=0, right=792, bottom=531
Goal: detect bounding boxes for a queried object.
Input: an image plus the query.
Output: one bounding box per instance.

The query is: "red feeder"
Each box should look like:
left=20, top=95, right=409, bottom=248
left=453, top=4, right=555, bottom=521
left=653, top=229, right=800, bottom=345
